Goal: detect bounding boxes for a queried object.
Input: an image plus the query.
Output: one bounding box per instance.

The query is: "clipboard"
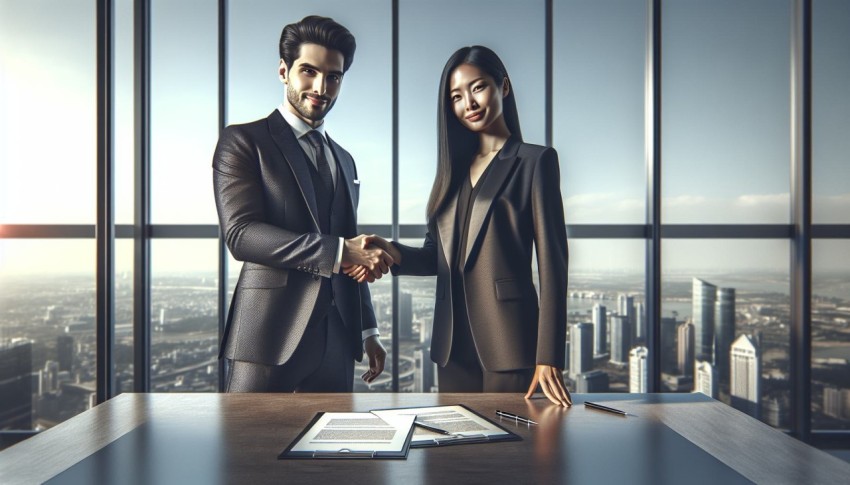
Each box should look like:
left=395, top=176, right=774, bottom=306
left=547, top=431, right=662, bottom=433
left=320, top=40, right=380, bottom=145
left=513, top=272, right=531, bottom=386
left=278, top=412, right=416, bottom=460
left=371, top=404, right=522, bottom=448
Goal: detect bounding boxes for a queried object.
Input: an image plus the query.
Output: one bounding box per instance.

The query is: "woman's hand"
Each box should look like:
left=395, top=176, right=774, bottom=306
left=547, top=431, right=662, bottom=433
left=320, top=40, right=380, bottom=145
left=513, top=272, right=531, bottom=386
left=524, top=364, right=572, bottom=407
left=342, top=235, right=401, bottom=283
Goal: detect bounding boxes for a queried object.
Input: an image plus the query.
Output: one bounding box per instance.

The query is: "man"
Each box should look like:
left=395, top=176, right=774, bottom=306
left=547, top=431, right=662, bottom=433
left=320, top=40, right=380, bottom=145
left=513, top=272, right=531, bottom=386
left=212, top=15, right=391, bottom=392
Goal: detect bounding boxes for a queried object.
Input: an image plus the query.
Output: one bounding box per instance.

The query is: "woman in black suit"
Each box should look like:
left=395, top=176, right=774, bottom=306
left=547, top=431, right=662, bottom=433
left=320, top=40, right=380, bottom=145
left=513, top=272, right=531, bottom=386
left=349, top=46, right=570, bottom=406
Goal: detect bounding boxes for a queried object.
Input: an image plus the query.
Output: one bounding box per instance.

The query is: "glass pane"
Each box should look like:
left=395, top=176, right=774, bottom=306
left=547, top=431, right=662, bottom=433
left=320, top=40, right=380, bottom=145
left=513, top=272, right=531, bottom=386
left=115, top=239, right=134, bottom=393
left=813, top=0, right=850, bottom=224
left=0, top=240, right=95, bottom=431
left=226, top=1, right=392, bottom=224
left=150, top=0, right=219, bottom=224
left=661, top=0, right=791, bottom=223
left=566, top=239, right=645, bottom=393
left=395, top=238, right=436, bottom=393
left=662, top=239, right=791, bottom=430
left=150, top=240, right=218, bottom=392
left=553, top=0, right=646, bottom=224
left=114, top=0, right=135, bottom=225
left=812, top=240, right=850, bottom=430
left=399, top=0, right=546, bottom=223
left=0, top=0, right=96, bottom=224
left=354, top=267, right=394, bottom=392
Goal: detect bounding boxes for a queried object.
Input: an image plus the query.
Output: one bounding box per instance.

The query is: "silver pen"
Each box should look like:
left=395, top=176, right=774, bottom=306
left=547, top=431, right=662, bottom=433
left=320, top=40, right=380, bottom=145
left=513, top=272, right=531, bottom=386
left=495, top=410, right=538, bottom=425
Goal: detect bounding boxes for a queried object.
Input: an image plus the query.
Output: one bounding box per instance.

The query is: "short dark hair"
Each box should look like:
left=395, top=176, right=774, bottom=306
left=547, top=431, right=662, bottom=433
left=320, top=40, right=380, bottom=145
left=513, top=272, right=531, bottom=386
left=279, top=15, right=356, bottom=72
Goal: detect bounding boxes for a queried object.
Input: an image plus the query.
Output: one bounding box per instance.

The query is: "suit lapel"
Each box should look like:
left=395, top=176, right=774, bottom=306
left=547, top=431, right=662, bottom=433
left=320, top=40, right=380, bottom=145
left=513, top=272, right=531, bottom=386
left=327, top=135, right=357, bottom=214
left=267, top=110, right=320, bottom=231
left=463, top=137, right=521, bottom=269
left=435, top=189, right=459, bottom=269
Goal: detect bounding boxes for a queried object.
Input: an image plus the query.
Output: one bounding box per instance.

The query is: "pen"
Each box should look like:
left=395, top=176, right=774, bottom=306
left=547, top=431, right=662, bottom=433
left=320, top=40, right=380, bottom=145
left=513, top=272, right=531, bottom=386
left=414, top=420, right=453, bottom=436
left=584, top=401, right=627, bottom=416
left=495, top=410, right=538, bottom=425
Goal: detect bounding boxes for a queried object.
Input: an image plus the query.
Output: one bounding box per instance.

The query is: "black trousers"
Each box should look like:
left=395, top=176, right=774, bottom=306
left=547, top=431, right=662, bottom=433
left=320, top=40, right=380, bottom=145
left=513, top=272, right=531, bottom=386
left=225, top=306, right=354, bottom=392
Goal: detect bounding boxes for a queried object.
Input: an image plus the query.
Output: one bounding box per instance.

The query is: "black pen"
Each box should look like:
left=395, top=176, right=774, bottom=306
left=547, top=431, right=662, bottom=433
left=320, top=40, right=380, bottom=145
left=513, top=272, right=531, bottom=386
left=495, top=410, right=538, bottom=425
left=414, top=420, right=453, bottom=436
left=584, top=401, right=627, bottom=416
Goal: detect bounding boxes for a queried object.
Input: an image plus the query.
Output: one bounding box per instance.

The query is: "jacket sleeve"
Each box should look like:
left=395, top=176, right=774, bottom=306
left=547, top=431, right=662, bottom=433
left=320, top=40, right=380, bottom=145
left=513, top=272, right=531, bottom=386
left=389, top=230, right=439, bottom=277
left=531, top=148, right=569, bottom=368
left=212, top=126, right=338, bottom=277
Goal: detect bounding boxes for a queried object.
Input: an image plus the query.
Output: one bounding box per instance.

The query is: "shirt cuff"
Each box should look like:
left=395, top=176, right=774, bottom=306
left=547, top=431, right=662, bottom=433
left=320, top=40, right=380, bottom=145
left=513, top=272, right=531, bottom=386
left=332, top=237, right=344, bottom=274
left=361, top=328, right=380, bottom=341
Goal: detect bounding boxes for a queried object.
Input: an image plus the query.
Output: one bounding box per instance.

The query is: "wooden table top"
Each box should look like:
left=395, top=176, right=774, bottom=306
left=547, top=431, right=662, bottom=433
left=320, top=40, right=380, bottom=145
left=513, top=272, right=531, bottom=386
left=1, top=392, right=848, bottom=484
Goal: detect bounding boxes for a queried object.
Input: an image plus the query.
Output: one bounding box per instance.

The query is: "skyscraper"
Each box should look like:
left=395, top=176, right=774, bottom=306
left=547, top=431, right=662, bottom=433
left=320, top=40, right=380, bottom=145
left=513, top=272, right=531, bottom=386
left=569, top=323, right=593, bottom=380
left=57, top=335, right=74, bottom=372
left=576, top=370, right=609, bottom=393
left=635, top=301, right=646, bottom=342
left=661, top=317, right=678, bottom=372
left=692, top=278, right=717, bottom=360
left=618, top=294, right=636, bottom=340
left=610, top=315, right=630, bottom=365
left=714, top=288, right=735, bottom=383
left=0, top=341, right=33, bottom=430
left=731, top=334, right=761, bottom=418
left=592, top=304, right=607, bottom=356
left=695, top=360, right=717, bottom=398
left=824, top=387, right=850, bottom=421
left=629, top=346, right=648, bottom=393
left=677, top=322, right=695, bottom=376
left=399, top=291, right=413, bottom=340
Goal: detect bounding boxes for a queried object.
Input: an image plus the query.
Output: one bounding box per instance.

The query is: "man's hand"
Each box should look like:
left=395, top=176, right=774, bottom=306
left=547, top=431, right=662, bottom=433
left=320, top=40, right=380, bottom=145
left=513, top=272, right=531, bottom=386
left=344, top=235, right=401, bottom=283
left=524, top=364, right=572, bottom=407
left=361, top=335, right=387, bottom=383
left=342, top=235, right=394, bottom=280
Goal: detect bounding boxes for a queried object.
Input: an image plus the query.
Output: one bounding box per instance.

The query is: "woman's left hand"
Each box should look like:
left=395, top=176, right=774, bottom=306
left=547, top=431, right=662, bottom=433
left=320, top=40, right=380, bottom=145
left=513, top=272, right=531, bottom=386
left=524, top=365, right=572, bottom=407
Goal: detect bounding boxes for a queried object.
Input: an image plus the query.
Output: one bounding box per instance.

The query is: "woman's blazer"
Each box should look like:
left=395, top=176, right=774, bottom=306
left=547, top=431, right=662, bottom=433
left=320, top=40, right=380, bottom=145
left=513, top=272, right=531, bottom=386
left=392, top=137, right=568, bottom=372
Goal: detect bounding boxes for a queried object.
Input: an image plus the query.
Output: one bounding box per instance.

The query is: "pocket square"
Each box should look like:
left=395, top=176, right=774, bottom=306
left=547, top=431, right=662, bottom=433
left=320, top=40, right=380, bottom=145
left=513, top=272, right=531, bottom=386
left=353, top=179, right=360, bottom=185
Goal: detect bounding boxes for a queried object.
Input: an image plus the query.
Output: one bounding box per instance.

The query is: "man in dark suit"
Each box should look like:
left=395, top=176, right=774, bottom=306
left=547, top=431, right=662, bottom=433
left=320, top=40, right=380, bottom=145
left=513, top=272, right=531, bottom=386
left=212, top=15, right=391, bottom=392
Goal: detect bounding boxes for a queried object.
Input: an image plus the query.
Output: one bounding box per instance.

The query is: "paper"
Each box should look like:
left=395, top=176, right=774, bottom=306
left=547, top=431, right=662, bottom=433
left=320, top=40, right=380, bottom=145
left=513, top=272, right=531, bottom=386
left=284, top=412, right=415, bottom=457
left=371, top=405, right=518, bottom=446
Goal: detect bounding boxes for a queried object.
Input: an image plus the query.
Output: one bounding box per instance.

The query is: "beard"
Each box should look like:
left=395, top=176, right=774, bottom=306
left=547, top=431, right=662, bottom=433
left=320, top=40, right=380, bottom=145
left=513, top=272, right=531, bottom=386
left=286, top=83, right=335, bottom=122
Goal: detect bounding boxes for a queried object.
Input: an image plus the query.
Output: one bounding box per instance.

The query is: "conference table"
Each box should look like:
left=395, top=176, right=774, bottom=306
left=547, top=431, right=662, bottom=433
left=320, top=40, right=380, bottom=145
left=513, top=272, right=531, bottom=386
left=1, top=392, right=848, bottom=484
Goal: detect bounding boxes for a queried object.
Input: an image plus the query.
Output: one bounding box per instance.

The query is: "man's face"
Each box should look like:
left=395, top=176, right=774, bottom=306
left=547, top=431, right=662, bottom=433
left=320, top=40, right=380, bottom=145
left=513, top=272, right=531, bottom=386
left=279, top=43, right=345, bottom=126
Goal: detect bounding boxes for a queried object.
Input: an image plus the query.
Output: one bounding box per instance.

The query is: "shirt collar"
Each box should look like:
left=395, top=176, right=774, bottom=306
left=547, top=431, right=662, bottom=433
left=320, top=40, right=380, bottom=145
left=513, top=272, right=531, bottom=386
left=278, top=103, right=327, bottom=141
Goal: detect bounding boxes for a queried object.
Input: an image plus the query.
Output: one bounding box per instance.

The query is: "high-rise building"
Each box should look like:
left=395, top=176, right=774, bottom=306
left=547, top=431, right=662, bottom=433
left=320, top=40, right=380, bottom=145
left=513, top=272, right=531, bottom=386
left=413, top=349, right=436, bottom=393
left=635, top=302, right=646, bottom=342
left=824, top=387, right=850, bottom=421
left=610, top=315, right=630, bottom=365
left=629, top=346, right=648, bottom=393
left=569, top=323, right=593, bottom=380
left=592, top=304, right=607, bottom=356
left=764, top=397, right=788, bottom=428
left=693, top=278, right=717, bottom=360
left=731, top=334, right=761, bottom=418
left=714, top=288, right=735, bottom=383
left=576, top=370, right=609, bottom=393
left=400, top=292, right=413, bottom=340
left=677, top=322, right=695, bottom=376
left=0, top=341, right=33, bottom=430
left=695, top=360, right=717, bottom=398
left=57, top=335, right=74, bottom=372
left=618, top=294, right=636, bottom=341
left=661, top=317, right=678, bottom=372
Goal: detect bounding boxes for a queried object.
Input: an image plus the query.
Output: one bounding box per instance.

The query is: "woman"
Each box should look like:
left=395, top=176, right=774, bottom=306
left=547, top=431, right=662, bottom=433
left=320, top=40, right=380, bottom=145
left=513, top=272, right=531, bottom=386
left=350, top=46, right=570, bottom=406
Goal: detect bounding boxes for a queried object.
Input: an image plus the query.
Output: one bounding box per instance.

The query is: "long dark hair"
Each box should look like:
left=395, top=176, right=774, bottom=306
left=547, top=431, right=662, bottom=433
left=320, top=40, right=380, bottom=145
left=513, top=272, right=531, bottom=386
left=426, top=46, right=523, bottom=220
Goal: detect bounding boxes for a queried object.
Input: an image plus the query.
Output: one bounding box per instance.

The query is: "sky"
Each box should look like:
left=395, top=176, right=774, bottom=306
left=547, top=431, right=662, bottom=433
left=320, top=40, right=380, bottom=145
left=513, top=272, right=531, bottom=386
left=1, top=0, right=849, bottom=277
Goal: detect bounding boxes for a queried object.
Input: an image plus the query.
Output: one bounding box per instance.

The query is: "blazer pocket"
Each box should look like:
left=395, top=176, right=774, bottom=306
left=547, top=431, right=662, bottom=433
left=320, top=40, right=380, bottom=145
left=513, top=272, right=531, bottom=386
left=239, top=269, right=288, bottom=289
left=494, top=278, right=523, bottom=301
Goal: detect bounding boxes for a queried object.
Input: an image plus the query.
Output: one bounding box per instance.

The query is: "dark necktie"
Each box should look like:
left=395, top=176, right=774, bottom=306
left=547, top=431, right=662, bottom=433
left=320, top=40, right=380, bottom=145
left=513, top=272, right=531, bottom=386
left=304, top=130, right=334, bottom=197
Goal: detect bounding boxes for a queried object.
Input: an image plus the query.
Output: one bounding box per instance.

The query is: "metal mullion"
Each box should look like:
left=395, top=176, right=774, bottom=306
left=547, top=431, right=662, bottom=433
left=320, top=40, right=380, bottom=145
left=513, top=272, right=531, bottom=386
left=96, top=0, right=115, bottom=404
left=545, top=0, right=553, bottom=148
left=217, top=0, right=228, bottom=392
left=391, top=0, right=400, bottom=393
left=0, top=225, right=95, bottom=238
left=790, top=0, right=812, bottom=443
left=645, top=0, right=662, bottom=393
left=133, top=0, right=151, bottom=393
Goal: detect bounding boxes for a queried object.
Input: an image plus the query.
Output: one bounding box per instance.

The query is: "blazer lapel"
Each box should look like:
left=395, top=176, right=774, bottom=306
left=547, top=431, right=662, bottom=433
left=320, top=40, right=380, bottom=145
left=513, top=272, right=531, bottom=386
left=435, top=189, right=459, bottom=269
left=267, top=110, right=320, bottom=231
left=463, top=137, right=521, bottom=269
left=327, top=135, right=357, bottom=213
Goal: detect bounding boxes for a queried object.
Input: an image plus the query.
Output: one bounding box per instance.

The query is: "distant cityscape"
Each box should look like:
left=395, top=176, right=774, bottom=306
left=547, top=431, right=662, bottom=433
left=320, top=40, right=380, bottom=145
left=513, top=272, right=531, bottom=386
left=2, top=271, right=849, bottom=434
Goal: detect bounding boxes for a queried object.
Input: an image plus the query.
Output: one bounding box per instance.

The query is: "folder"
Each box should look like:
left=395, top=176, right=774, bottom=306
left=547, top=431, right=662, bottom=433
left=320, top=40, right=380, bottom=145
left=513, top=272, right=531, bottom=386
left=278, top=412, right=416, bottom=459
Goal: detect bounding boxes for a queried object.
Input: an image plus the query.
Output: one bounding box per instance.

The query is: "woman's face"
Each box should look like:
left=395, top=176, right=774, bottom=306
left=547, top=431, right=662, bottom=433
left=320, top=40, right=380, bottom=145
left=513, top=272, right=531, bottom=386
left=448, top=63, right=508, bottom=134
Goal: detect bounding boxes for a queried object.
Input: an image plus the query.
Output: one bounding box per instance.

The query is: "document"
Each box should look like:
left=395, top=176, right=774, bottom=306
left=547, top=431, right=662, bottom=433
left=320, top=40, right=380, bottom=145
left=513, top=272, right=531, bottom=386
left=279, top=412, right=416, bottom=459
left=371, top=405, right=521, bottom=447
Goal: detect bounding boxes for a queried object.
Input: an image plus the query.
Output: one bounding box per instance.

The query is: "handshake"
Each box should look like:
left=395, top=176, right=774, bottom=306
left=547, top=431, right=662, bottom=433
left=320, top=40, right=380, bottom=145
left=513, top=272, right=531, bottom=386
left=340, top=234, right=402, bottom=283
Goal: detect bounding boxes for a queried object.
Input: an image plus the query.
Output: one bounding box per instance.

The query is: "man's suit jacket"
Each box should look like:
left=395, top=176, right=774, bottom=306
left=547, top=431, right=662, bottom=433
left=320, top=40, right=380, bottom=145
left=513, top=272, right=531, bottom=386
left=393, top=137, right=567, bottom=372
left=212, top=110, right=377, bottom=366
